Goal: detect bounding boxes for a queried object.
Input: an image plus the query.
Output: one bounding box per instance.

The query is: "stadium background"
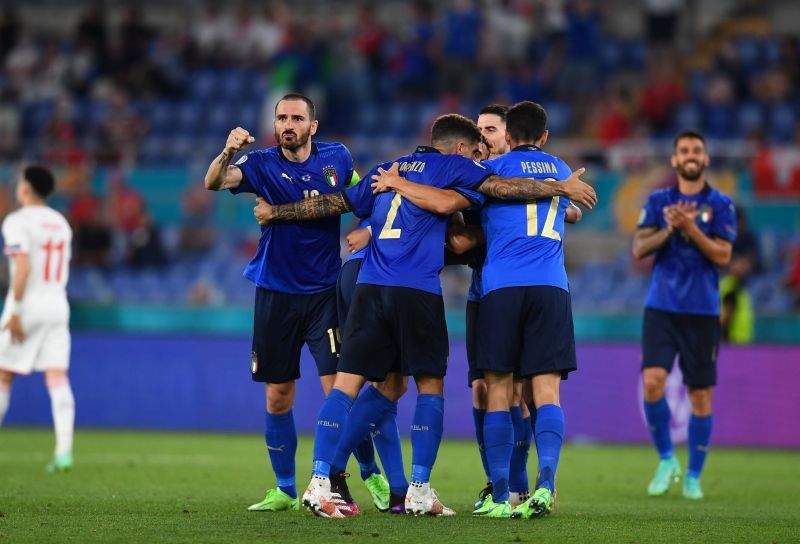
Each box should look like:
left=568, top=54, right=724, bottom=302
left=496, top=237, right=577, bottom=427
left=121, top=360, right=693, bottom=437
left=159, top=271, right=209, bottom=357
left=2, top=0, right=800, bottom=447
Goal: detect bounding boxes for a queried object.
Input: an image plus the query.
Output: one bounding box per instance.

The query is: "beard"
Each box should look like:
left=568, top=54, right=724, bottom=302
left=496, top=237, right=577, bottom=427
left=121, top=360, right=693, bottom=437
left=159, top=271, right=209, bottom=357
left=276, top=128, right=310, bottom=151
left=676, top=160, right=705, bottom=181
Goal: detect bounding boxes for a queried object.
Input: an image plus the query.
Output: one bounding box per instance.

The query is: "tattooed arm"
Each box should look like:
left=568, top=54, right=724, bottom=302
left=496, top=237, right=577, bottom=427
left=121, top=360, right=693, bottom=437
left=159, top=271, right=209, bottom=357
left=204, top=127, right=254, bottom=191
left=254, top=193, right=353, bottom=225
left=478, top=167, right=597, bottom=208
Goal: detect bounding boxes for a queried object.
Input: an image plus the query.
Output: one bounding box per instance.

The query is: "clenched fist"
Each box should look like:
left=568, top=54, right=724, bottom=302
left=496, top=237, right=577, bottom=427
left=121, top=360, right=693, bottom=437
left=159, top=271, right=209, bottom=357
left=225, top=127, right=255, bottom=155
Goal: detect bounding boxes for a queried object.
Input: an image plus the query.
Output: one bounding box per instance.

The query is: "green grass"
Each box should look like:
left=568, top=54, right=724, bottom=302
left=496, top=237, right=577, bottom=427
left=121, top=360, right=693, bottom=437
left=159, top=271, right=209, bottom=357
left=1, top=428, right=798, bottom=543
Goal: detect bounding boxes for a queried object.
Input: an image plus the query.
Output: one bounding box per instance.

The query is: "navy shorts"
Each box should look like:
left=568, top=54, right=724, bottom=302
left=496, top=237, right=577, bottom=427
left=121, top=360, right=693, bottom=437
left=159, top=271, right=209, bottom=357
left=338, top=284, right=449, bottom=382
left=251, top=287, right=340, bottom=383
left=466, top=300, right=483, bottom=386
left=336, top=258, right=363, bottom=325
left=641, top=308, right=720, bottom=388
left=477, top=286, right=577, bottom=379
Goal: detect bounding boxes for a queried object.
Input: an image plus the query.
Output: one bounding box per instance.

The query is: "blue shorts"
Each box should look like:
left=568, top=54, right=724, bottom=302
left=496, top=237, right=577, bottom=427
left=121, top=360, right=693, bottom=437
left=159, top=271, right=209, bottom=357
left=336, top=257, right=363, bottom=325
left=338, top=284, right=449, bottom=382
left=477, top=286, right=577, bottom=379
left=251, top=287, right=339, bottom=383
left=641, top=308, right=720, bottom=388
left=466, top=300, right=483, bottom=386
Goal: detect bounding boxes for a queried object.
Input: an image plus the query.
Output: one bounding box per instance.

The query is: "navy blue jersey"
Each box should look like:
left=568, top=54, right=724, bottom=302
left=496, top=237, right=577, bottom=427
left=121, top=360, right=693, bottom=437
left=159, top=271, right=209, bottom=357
left=461, top=207, right=485, bottom=302
left=344, top=218, right=370, bottom=263
left=344, top=146, right=491, bottom=295
left=639, top=183, right=736, bottom=316
left=481, top=145, right=572, bottom=295
left=231, top=142, right=355, bottom=294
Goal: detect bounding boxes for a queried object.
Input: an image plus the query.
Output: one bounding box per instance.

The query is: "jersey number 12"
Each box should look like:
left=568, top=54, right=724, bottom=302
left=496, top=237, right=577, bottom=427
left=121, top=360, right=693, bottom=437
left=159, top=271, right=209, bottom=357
left=527, top=196, right=561, bottom=241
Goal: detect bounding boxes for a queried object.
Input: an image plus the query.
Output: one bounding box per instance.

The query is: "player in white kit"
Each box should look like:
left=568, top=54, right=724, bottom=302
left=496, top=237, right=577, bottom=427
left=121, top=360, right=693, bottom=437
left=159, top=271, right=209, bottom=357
left=0, top=166, right=74, bottom=472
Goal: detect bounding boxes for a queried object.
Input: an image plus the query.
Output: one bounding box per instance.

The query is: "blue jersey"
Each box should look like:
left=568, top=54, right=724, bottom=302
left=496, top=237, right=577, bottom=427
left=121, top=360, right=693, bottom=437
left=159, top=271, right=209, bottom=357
left=344, top=146, right=491, bottom=295
left=481, top=145, right=572, bottom=295
left=231, top=142, right=355, bottom=294
left=461, top=207, right=485, bottom=303
left=639, top=183, right=737, bottom=316
left=344, top=218, right=370, bottom=263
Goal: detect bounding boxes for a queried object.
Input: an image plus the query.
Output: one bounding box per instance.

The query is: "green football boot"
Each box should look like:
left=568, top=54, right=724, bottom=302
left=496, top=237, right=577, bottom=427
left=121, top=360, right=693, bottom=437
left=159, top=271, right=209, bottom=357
left=364, top=473, right=390, bottom=511
left=247, top=488, right=300, bottom=512
left=647, top=456, right=682, bottom=496
left=46, top=452, right=73, bottom=473
left=682, top=476, right=704, bottom=500
left=511, top=487, right=553, bottom=519
left=472, top=495, right=512, bottom=518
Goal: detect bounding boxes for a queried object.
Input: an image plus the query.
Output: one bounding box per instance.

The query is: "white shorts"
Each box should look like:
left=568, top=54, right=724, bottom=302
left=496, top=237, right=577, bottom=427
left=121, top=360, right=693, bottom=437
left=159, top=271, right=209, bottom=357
left=0, top=322, right=71, bottom=375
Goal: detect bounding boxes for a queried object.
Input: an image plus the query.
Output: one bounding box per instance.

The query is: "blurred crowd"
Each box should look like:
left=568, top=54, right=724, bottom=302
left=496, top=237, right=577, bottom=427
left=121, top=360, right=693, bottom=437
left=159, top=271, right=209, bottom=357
left=0, top=0, right=799, bottom=321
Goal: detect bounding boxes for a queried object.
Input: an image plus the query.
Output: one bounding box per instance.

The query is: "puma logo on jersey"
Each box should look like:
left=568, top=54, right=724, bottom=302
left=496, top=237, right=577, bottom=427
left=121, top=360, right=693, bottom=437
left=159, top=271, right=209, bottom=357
left=281, top=172, right=294, bottom=183
left=266, top=444, right=285, bottom=452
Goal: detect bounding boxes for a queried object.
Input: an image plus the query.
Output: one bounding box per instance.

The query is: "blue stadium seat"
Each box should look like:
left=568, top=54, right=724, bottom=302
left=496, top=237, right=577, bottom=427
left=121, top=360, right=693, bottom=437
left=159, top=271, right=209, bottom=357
left=767, top=103, right=796, bottom=143
left=736, top=37, right=762, bottom=69
left=600, top=40, right=624, bottom=71
left=190, top=70, right=219, bottom=101
left=704, top=104, right=735, bottom=139
left=736, top=101, right=764, bottom=136
left=542, top=102, right=571, bottom=134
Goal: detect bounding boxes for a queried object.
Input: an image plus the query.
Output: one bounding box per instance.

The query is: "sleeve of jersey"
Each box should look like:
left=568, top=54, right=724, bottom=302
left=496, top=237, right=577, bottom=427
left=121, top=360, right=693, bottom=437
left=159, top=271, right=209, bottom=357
left=447, top=157, right=491, bottom=207
left=228, top=152, right=258, bottom=195
left=637, top=194, right=660, bottom=229
left=2, top=217, right=30, bottom=255
left=343, top=167, right=377, bottom=218
left=712, top=198, right=737, bottom=242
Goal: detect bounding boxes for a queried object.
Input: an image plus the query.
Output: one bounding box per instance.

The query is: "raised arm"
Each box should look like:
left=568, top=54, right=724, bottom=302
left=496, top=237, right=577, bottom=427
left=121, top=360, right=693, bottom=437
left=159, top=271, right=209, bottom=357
left=254, top=193, right=353, bottom=225
left=478, top=167, right=597, bottom=209
left=204, top=127, right=254, bottom=191
left=370, top=163, right=471, bottom=215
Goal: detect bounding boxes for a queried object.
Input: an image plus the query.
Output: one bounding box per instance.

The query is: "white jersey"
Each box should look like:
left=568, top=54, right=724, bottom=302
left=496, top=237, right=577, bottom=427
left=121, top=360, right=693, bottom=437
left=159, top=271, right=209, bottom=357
left=2, top=205, right=72, bottom=325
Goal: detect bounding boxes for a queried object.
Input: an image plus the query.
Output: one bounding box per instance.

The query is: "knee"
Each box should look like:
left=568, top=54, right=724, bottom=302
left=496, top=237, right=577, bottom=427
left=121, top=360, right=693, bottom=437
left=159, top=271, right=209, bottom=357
left=642, top=375, right=666, bottom=401
left=415, top=375, right=444, bottom=396
left=372, top=375, right=407, bottom=401
left=688, top=388, right=713, bottom=416
left=266, top=384, right=294, bottom=414
left=44, top=370, right=69, bottom=389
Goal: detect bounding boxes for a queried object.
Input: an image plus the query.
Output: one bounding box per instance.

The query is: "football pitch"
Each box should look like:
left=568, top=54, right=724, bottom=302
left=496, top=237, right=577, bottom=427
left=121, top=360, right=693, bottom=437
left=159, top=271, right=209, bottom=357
left=1, top=429, right=797, bottom=543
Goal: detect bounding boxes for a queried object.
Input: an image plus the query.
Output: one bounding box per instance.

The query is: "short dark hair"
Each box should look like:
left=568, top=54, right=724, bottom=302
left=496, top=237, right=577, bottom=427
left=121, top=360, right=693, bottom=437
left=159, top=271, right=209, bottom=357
left=430, top=114, right=482, bottom=147
left=275, top=93, right=316, bottom=120
left=23, top=165, right=55, bottom=199
left=478, top=104, right=509, bottom=122
left=673, top=130, right=706, bottom=149
left=506, top=101, right=547, bottom=143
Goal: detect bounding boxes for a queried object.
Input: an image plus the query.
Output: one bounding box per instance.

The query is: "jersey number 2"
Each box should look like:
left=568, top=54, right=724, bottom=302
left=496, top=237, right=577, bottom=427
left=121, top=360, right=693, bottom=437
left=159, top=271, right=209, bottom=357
left=42, top=239, right=65, bottom=282
left=379, top=194, right=402, bottom=239
left=526, top=196, right=561, bottom=240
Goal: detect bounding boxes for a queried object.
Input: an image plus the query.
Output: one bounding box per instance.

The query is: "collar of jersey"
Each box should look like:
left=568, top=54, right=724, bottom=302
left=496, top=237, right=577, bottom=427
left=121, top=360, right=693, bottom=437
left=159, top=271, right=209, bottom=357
left=670, top=181, right=711, bottom=199
left=277, top=142, right=319, bottom=162
left=510, top=144, right=541, bottom=152
left=415, top=145, right=441, bottom=154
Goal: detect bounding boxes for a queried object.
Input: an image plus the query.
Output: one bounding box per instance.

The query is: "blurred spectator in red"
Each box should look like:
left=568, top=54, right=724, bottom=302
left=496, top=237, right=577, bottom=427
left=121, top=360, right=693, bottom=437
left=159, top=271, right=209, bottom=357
left=69, top=186, right=113, bottom=267
left=41, top=97, right=89, bottom=166
left=639, top=54, right=684, bottom=133
left=178, top=184, right=216, bottom=258
left=94, top=89, right=147, bottom=166
left=594, top=82, right=635, bottom=144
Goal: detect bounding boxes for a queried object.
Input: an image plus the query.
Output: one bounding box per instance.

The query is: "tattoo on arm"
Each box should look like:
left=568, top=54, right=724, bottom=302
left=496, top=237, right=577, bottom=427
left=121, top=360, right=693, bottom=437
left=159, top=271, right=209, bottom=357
left=479, top=175, right=564, bottom=200
left=272, top=192, right=353, bottom=221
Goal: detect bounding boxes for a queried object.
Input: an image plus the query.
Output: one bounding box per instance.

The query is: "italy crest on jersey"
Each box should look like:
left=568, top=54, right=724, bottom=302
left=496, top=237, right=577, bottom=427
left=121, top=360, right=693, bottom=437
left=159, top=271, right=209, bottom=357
left=323, top=165, right=338, bottom=187
left=699, top=204, right=713, bottom=223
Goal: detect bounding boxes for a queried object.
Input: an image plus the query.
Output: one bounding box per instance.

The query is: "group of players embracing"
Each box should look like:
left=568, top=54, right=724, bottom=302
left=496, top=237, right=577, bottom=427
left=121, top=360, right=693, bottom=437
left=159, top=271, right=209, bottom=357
left=204, top=92, right=597, bottom=520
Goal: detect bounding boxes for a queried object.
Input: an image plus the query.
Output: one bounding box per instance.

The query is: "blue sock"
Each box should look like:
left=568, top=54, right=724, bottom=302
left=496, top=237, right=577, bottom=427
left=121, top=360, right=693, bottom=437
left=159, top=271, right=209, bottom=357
left=312, top=389, right=353, bottom=477
left=528, top=402, right=537, bottom=435
left=373, top=402, right=408, bottom=497
left=644, top=397, right=674, bottom=459
left=687, top=414, right=713, bottom=479
left=509, top=407, right=530, bottom=494
left=410, top=394, right=444, bottom=484
left=472, top=407, right=491, bottom=480
left=353, top=437, right=380, bottom=480
left=534, top=404, right=564, bottom=494
left=484, top=410, right=514, bottom=503
left=332, top=386, right=395, bottom=475
left=265, top=410, right=298, bottom=498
